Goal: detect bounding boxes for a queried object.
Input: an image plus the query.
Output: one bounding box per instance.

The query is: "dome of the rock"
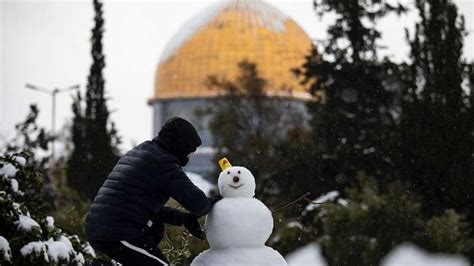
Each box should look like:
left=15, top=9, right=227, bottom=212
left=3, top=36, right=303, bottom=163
left=149, top=0, right=314, bottom=175
left=150, top=0, right=313, bottom=102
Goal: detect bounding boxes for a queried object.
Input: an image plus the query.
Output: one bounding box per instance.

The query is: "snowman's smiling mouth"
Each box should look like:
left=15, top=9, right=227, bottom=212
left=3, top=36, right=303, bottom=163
left=229, top=184, right=244, bottom=189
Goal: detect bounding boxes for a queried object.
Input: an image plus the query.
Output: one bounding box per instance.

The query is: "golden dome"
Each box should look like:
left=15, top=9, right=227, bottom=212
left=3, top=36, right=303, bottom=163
left=151, top=0, right=313, bottom=102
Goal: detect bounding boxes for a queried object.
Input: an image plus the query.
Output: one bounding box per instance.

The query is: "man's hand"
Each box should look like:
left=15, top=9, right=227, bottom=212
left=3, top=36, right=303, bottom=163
left=182, top=213, right=205, bottom=240
left=209, top=195, right=223, bottom=206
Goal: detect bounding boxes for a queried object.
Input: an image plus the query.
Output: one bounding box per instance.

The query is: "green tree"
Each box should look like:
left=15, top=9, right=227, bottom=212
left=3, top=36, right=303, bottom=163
left=6, top=105, right=53, bottom=168
left=1, top=155, right=96, bottom=265
left=398, top=0, right=474, bottom=221
left=312, top=176, right=473, bottom=265
left=294, top=0, right=406, bottom=191
left=1, top=107, right=96, bottom=265
left=206, top=60, right=314, bottom=205
left=67, top=0, right=121, bottom=200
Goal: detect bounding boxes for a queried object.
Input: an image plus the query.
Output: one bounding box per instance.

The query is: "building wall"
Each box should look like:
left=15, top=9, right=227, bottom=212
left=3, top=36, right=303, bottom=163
left=151, top=97, right=310, bottom=176
left=152, top=98, right=215, bottom=176
left=152, top=98, right=214, bottom=146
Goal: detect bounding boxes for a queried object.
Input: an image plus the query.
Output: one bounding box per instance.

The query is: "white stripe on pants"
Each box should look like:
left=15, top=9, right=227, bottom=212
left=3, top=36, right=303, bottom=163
left=120, top=240, right=168, bottom=266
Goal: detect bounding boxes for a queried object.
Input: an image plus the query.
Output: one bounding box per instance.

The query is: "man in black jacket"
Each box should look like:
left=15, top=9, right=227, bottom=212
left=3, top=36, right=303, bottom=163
left=85, top=117, right=220, bottom=265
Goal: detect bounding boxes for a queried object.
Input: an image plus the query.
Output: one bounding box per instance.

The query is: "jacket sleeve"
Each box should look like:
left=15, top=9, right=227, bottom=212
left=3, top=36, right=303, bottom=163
left=157, top=206, right=185, bottom=226
left=163, top=166, right=212, bottom=216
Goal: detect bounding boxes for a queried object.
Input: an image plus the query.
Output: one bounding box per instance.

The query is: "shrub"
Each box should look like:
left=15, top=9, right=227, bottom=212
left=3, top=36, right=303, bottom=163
left=0, top=154, right=96, bottom=265
left=308, top=176, right=473, bottom=265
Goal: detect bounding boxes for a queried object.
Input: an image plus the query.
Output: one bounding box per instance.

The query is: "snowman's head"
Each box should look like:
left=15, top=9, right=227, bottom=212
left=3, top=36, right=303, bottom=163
left=218, top=166, right=256, bottom=198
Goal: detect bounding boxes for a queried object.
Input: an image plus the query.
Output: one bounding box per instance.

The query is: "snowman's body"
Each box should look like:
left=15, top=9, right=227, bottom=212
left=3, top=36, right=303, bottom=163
left=191, top=166, right=287, bottom=266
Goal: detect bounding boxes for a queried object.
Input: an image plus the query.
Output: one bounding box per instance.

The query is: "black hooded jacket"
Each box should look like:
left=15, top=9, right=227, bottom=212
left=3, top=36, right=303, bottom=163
left=85, top=118, right=212, bottom=241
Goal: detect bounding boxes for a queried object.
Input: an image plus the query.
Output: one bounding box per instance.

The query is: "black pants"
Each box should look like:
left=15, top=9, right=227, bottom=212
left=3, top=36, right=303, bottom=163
left=90, top=236, right=169, bottom=266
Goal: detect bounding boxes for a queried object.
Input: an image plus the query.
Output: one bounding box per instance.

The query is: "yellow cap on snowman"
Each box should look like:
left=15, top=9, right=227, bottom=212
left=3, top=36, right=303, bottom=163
left=218, top=158, right=232, bottom=171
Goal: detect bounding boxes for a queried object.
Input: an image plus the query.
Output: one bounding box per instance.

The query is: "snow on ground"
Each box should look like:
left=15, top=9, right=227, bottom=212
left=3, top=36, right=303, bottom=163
left=285, top=243, right=328, bottom=266
left=186, top=172, right=216, bottom=196
left=16, top=214, right=41, bottom=232
left=0, top=236, right=12, bottom=262
left=381, top=243, right=469, bottom=266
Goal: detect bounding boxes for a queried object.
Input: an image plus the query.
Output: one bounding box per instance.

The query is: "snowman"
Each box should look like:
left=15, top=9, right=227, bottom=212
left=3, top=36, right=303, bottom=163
left=191, top=158, right=287, bottom=266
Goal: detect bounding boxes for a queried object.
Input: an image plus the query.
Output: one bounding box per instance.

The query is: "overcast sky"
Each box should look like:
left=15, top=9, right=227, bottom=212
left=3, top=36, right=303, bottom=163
left=1, top=0, right=473, bottom=151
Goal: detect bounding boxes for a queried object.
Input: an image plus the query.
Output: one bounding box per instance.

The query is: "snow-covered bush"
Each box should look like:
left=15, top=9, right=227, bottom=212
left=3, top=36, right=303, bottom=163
left=0, top=154, right=95, bottom=265
left=308, top=176, right=473, bottom=265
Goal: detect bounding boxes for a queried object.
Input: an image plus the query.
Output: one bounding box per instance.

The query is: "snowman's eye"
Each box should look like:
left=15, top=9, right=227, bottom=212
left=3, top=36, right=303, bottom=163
left=227, top=171, right=230, bottom=174
left=238, top=170, right=241, bottom=174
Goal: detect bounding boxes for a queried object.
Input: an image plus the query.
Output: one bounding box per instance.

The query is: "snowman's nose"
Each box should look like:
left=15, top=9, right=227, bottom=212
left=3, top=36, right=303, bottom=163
left=233, top=176, right=240, bottom=183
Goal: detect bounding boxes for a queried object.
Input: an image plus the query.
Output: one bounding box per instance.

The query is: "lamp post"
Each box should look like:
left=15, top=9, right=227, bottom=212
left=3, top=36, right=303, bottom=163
left=25, top=83, right=80, bottom=158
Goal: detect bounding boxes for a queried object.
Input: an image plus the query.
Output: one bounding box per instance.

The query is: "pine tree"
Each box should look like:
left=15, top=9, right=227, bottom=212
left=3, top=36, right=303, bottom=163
left=207, top=60, right=314, bottom=204
left=6, top=105, right=53, bottom=168
left=398, top=0, right=473, bottom=221
left=67, top=0, right=120, bottom=200
left=315, top=176, right=472, bottom=265
left=294, top=0, right=406, bottom=191
left=1, top=108, right=96, bottom=265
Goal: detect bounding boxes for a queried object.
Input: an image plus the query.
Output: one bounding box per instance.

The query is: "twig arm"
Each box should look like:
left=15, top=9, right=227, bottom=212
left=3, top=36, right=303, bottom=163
left=271, top=192, right=311, bottom=213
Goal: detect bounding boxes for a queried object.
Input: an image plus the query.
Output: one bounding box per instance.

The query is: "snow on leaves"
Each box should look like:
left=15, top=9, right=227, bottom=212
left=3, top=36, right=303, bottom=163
left=0, top=236, right=12, bottom=262
left=0, top=154, right=95, bottom=265
left=16, top=214, right=41, bottom=232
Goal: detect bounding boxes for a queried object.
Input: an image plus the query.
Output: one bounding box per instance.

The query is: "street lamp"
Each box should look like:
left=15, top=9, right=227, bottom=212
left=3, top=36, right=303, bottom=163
left=25, top=83, right=80, bottom=158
